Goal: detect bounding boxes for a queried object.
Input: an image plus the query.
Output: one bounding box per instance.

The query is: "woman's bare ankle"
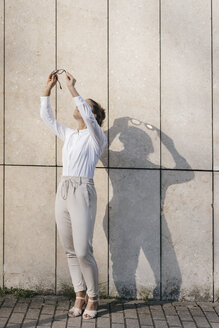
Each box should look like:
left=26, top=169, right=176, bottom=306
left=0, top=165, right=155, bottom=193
left=76, top=290, right=86, bottom=297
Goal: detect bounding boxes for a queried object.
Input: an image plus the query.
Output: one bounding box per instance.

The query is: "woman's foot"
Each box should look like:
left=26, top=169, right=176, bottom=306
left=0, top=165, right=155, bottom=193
left=83, top=296, right=99, bottom=319
left=68, top=291, right=87, bottom=317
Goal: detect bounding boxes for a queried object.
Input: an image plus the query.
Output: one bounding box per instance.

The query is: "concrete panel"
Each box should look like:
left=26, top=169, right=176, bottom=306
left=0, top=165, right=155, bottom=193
left=0, top=166, right=3, bottom=287
left=5, top=0, right=56, bottom=166
left=161, top=0, right=212, bottom=170
left=56, top=167, right=108, bottom=296
left=4, top=166, right=56, bottom=291
left=214, top=172, right=219, bottom=300
left=162, top=170, right=212, bottom=301
left=109, top=169, right=160, bottom=299
left=109, top=0, right=160, bottom=169
left=57, top=0, right=107, bottom=169
left=213, top=0, right=219, bottom=170
left=0, top=0, right=3, bottom=164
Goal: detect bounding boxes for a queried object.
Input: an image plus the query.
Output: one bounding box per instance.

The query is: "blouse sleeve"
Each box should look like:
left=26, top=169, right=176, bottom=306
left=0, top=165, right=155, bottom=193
left=40, top=96, right=71, bottom=142
left=73, top=95, right=107, bottom=152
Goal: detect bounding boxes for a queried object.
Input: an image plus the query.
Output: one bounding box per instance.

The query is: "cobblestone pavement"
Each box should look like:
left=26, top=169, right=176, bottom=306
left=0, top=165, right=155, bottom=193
left=0, top=294, right=219, bottom=328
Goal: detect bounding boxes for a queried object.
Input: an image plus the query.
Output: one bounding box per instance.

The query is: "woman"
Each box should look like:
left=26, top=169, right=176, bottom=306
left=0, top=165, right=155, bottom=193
left=40, top=71, right=107, bottom=319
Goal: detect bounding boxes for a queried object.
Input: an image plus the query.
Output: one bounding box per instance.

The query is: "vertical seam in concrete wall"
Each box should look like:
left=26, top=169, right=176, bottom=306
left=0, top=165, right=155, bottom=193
left=54, top=0, right=58, bottom=295
left=211, top=0, right=214, bottom=302
left=107, top=0, right=110, bottom=296
left=2, top=0, right=5, bottom=287
left=159, top=0, right=162, bottom=301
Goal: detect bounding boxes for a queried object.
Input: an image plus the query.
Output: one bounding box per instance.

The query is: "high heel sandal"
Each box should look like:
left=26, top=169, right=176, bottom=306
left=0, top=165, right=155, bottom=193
left=82, top=297, right=99, bottom=320
left=68, top=296, right=86, bottom=318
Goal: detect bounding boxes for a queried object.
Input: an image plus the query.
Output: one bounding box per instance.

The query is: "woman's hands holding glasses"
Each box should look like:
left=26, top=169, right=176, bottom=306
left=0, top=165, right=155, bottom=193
left=42, top=69, right=79, bottom=97
left=51, top=69, right=77, bottom=90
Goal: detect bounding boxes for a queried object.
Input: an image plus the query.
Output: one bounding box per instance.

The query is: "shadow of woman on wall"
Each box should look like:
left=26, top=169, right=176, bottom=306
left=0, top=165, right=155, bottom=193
left=99, top=116, right=194, bottom=300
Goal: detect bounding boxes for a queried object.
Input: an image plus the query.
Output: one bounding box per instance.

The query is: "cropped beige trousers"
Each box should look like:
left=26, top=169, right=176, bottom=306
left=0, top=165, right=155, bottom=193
left=55, top=175, right=99, bottom=297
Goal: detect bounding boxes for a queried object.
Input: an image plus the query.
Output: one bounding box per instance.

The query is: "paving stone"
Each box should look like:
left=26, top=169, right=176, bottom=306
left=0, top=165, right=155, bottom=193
left=81, top=320, right=96, bottom=327
left=96, top=316, right=111, bottom=328
left=150, top=310, right=166, bottom=320
left=138, top=313, right=153, bottom=326
left=111, top=312, right=124, bottom=323
left=124, top=308, right=138, bottom=319
left=125, top=318, right=140, bottom=328
left=165, top=315, right=182, bottom=326
left=177, top=310, right=193, bottom=321
left=181, top=322, right=197, bottom=328
left=25, top=308, right=41, bottom=319
left=192, top=316, right=211, bottom=327
left=153, top=320, right=169, bottom=328
left=67, top=316, right=81, bottom=326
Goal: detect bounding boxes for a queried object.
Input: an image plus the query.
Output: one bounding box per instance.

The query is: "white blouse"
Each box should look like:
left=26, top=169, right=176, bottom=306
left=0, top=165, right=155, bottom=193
left=40, top=95, right=107, bottom=178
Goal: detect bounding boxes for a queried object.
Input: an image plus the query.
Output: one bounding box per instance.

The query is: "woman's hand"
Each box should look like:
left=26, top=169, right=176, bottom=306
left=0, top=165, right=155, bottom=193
left=45, top=72, right=58, bottom=90
left=65, top=71, right=76, bottom=89
left=42, top=72, right=58, bottom=96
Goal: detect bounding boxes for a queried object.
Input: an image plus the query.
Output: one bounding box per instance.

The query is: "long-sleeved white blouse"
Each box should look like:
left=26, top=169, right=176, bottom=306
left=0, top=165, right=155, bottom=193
left=40, top=95, right=107, bottom=178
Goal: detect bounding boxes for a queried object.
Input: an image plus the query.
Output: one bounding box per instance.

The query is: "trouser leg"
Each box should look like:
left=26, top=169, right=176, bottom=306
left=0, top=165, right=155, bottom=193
left=55, top=182, right=87, bottom=293
left=68, top=182, right=99, bottom=297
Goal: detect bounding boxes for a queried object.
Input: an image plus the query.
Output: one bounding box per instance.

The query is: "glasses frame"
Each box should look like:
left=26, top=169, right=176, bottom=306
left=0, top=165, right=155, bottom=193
left=51, top=69, right=66, bottom=89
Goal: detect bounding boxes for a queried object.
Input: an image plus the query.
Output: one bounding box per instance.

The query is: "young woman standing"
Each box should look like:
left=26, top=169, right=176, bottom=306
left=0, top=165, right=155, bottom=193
left=40, top=72, right=107, bottom=319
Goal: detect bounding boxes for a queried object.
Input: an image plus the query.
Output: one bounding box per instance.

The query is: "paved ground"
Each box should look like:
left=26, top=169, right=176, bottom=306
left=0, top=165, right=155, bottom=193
left=0, top=294, right=219, bottom=328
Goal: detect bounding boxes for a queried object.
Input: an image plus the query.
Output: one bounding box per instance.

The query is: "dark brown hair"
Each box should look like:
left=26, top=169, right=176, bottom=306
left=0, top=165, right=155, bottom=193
left=88, top=98, right=106, bottom=127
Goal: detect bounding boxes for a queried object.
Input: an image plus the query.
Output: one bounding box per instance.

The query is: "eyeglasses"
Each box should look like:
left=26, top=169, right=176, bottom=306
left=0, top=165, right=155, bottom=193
left=51, top=69, right=66, bottom=89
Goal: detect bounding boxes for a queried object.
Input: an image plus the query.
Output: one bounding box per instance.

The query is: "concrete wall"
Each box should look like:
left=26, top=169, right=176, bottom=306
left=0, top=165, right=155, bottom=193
left=0, top=0, right=219, bottom=301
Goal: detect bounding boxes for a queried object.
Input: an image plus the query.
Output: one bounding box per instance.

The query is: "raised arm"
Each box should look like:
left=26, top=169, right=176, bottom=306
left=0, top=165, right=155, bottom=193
left=65, top=71, right=107, bottom=153
left=73, top=95, right=107, bottom=152
left=40, top=72, right=71, bottom=142
left=40, top=96, right=71, bottom=142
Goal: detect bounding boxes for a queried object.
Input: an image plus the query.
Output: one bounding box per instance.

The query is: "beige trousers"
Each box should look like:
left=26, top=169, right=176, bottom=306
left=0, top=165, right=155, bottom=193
left=55, top=175, right=99, bottom=297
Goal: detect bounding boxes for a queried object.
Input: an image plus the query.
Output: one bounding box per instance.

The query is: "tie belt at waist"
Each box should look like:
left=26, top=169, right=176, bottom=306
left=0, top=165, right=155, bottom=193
left=60, top=175, right=94, bottom=200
